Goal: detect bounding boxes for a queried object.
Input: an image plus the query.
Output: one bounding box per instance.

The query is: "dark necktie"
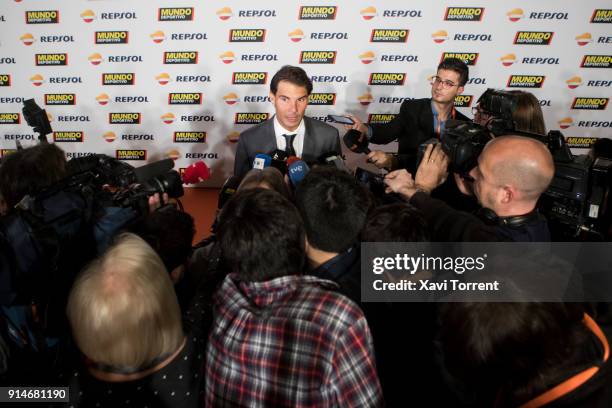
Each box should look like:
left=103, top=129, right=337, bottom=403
left=283, top=133, right=296, bottom=157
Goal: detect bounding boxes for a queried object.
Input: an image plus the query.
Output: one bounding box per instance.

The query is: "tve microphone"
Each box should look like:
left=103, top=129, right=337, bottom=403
left=252, top=153, right=272, bottom=170
left=182, top=161, right=211, bottom=184
left=343, top=129, right=371, bottom=154
left=287, top=157, right=309, bottom=187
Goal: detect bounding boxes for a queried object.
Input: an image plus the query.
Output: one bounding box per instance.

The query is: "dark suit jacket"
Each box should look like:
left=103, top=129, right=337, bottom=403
left=233, top=116, right=341, bottom=177
left=369, top=98, right=469, bottom=174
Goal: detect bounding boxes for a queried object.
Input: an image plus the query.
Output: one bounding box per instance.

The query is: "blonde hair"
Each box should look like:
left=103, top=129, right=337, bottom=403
left=67, top=233, right=183, bottom=370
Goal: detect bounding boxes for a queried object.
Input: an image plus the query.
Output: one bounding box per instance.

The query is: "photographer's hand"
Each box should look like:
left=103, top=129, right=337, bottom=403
left=367, top=150, right=393, bottom=169
left=415, top=144, right=449, bottom=193
left=148, top=192, right=169, bottom=212
left=384, top=169, right=417, bottom=199
left=344, top=114, right=368, bottom=134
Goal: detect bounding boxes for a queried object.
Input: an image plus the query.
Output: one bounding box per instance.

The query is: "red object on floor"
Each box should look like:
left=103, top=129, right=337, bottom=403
left=178, top=187, right=220, bottom=244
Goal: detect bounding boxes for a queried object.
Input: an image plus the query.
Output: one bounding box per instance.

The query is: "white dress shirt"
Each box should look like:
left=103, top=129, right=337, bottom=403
left=273, top=116, right=305, bottom=158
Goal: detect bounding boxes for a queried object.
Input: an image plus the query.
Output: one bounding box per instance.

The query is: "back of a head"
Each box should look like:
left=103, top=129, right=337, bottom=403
left=484, top=136, right=555, bottom=201
left=508, top=90, right=546, bottom=135
left=0, top=143, right=67, bottom=210
left=270, top=65, right=313, bottom=95
left=295, top=166, right=372, bottom=253
left=437, top=57, right=469, bottom=86
left=361, top=203, right=430, bottom=242
left=238, top=167, right=291, bottom=199
left=67, top=233, right=183, bottom=371
left=217, top=188, right=305, bottom=282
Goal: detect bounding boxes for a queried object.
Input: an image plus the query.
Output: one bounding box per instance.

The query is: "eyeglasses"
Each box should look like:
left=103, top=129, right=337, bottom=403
left=430, top=76, right=458, bottom=89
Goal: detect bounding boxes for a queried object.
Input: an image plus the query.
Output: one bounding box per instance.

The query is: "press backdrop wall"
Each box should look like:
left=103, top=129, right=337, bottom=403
left=0, top=0, right=610, bottom=186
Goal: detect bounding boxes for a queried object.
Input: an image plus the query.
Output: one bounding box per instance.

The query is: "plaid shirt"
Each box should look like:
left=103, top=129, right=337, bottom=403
left=205, top=273, right=383, bottom=407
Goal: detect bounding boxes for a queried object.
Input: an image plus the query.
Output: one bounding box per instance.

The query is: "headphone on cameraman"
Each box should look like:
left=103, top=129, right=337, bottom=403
left=476, top=207, right=541, bottom=229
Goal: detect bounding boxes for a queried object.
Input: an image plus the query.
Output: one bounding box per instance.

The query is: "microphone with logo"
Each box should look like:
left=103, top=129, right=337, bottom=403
left=269, top=149, right=289, bottom=174
left=287, top=156, right=310, bottom=187
left=317, top=151, right=350, bottom=173
left=252, top=153, right=272, bottom=170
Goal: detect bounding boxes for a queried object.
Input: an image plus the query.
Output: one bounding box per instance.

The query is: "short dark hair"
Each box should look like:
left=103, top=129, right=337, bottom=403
left=132, top=206, right=195, bottom=273
left=238, top=167, right=291, bottom=200
left=361, top=203, right=430, bottom=242
left=438, top=57, right=469, bottom=86
left=217, top=189, right=305, bottom=282
left=295, top=167, right=372, bottom=253
left=0, top=143, right=66, bottom=210
left=270, top=65, right=313, bottom=95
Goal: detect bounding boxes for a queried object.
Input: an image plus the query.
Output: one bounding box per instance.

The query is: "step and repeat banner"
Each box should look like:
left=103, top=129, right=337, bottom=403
left=0, top=1, right=610, bottom=186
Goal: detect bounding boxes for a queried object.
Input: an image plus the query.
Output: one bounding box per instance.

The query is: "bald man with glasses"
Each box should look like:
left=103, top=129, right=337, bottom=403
left=347, top=58, right=470, bottom=174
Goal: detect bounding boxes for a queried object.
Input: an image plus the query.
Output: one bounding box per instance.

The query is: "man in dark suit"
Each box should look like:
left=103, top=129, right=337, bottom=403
left=348, top=58, right=470, bottom=174
left=233, top=65, right=341, bottom=178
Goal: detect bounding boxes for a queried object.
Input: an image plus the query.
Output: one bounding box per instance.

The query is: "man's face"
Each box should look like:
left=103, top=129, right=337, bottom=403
left=431, top=69, right=464, bottom=105
left=270, top=80, right=309, bottom=131
left=469, top=152, right=499, bottom=210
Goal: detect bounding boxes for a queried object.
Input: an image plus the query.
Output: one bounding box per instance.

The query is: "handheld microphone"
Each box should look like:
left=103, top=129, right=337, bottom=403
left=182, top=161, right=211, bottom=184
left=287, top=157, right=310, bottom=187
left=270, top=149, right=288, bottom=174
left=318, top=151, right=350, bottom=173
left=217, top=175, right=241, bottom=209
left=343, top=129, right=371, bottom=154
left=252, top=153, right=272, bottom=170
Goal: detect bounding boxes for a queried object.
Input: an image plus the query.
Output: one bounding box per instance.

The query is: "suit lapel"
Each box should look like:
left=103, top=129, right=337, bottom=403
left=256, top=118, right=278, bottom=154
left=302, top=117, right=314, bottom=159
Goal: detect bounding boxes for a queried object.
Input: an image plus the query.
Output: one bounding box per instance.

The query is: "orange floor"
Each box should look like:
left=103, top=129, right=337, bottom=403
left=178, top=188, right=220, bottom=243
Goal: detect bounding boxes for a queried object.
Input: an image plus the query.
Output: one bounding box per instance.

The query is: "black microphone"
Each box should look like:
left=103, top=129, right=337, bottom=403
left=269, top=149, right=288, bottom=174
left=217, top=175, right=241, bottom=209
left=317, top=151, right=350, bottom=173
left=343, top=129, right=371, bottom=154
left=133, top=158, right=175, bottom=183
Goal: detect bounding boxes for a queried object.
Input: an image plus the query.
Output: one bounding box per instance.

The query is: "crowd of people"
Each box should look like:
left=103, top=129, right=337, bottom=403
left=0, top=59, right=611, bottom=407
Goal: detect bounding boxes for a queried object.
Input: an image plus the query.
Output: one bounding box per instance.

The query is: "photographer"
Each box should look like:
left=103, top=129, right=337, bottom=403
left=384, top=136, right=554, bottom=242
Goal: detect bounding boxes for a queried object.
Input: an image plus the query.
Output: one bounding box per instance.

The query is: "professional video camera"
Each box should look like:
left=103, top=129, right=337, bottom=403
left=438, top=89, right=612, bottom=240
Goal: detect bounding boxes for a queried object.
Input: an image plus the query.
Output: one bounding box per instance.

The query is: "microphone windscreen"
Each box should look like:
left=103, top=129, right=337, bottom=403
left=182, top=161, right=211, bottom=184
left=287, top=159, right=309, bottom=187
left=253, top=153, right=272, bottom=170
left=343, top=129, right=371, bottom=154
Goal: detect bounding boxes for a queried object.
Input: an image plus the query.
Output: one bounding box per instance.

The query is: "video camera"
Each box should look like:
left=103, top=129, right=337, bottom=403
left=437, top=88, right=612, bottom=240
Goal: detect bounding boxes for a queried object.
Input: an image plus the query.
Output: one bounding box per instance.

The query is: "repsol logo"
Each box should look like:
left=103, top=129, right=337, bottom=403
left=441, top=52, right=479, bottom=66
left=571, top=97, right=609, bottom=110
left=95, top=31, right=129, bottom=44
left=107, top=56, right=143, bottom=63
left=466, top=77, right=487, bottom=85
left=158, top=7, right=194, bottom=21
left=309, top=116, right=334, bottom=123
left=66, top=152, right=96, bottom=159
left=308, top=93, right=336, bottom=105
left=116, top=149, right=147, bottom=160
left=453, top=33, right=492, bottom=41
left=0, top=113, right=20, bottom=124
left=114, top=96, right=149, bottom=103
left=100, top=12, right=137, bottom=20
left=514, top=31, right=554, bottom=45
left=109, top=113, right=141, bottom=124
left=229, top=29, right=266, bottom=42
left=102, top=73, right=135, bottom=85
left=25, top=10, right=59, bottom=24
left=35, top=53, right=68, bottom=66
left=369, top=73, right=406, bottom=86
left=310, top=75, right=348, bottom=83
left=164, top=51, right=198, bottom=64
left=528, top=12, right=569, bottom=20
left=566, top=137, right=599, bottom=148
left=49, top=77, right=82, bottom=84
left=232, top=72, right=268, bottom=85
left=540, top=100, right=551, bottom=107
left=382, top=10, right=423, bottom=18
left=444, top=7, right=484, bottom=21
left=521, top=57, right=560, bottom=65
left=56, top=115, right=90, bottom=122
left=299, top=6, right=337, bottom=20
left=577, top=121, right=612, bottom=128
left=591, top=9, right=612, bottom=23
left=378, top=97, right=413, bottom=103
left=380, top=55, right=419, bottom=62
left=176, top=75, right=211, bottom=83
left=121, top=134, right=153, bottom=141
left=587, top=80, right=612, bottom=87
left=368, top=114, right=397, bottom=124
left=299, top=51, right=337, bottom=64
left=454, top=95, right=474, bottom=107
left=237, top=10, right=277, bottom=17
left=241, top=54, right=278, bottom=62
left=174, top=131, right=206, bottom=143
left=243, top=96, right=270, bottom=103
left=185, top=153, right=219, bottom=159
left=581, top=55, right=612, bottom=68
left=234, top=112, right=270, bottom=124
left=310, top=33, right=348, bottom=40
left=53, top=131, right=83, bottom=142
left=180, top=115, right=215, bottom=122
left=507, top=75, right=546, bottom=88
left=170, top=33, right=208, bottom=41
left=370, top=29, right=409, bottom=43
left=168, top=93, right=202, bottom=105
left=0, top=75, right=11, bottom=87
left=40, top=35, right=74, bottom=43
left=0, top=97, right=24, bottom=104
left=0, top=58, right=16, bottom=64
left=4, top=135, right=34, bottom=141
